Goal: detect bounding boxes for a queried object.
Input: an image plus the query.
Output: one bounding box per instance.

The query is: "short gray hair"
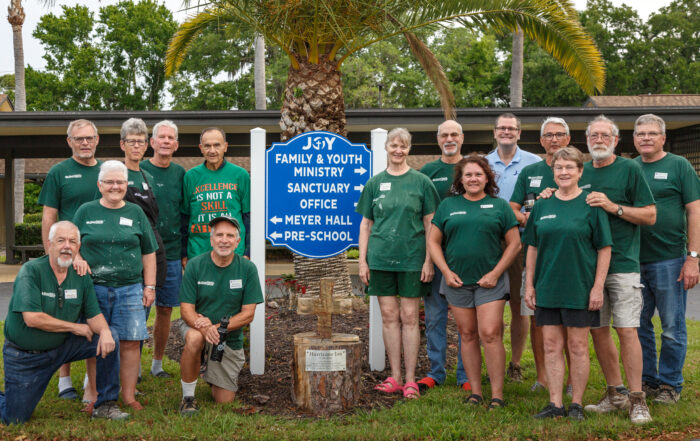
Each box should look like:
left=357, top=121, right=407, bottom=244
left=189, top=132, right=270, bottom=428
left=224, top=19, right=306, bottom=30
left=152, top=120, right=179, bottom=140
left=386, top=127, right=411, bottom=148
left=67, top=119, right=98, bottom=137
left=48, top=221, right=80, bottom=243
left=634, top=114, right=665, bottom=135
left=552, top=146, right=584, bottom=170
left=437, top=120, right=463, bottom=135
left=540, top=117, right=570, bottom=136
left=586, top=115, right=619, bottom=138
left=98, top=160, right=128, bottom=182
left=120, top=118, right=148, bottom=140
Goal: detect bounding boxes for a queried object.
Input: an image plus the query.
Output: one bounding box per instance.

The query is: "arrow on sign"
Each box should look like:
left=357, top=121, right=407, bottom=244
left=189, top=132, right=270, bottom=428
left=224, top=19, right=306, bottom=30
left=269, top=232, right=283, bottom=240
left=354, top=166, right=367, bottom=175
left=354, top=184, right=364, bottom=192
left=270, top=216, right=282, bottom=224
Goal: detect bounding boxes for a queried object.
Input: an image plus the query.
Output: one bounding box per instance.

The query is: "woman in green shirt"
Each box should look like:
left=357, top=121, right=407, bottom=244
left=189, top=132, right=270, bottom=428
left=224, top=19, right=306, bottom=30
left=73, top=160, right=157, bottom=413
left=523, top=147, right=612, bottom=420
left=428, top=155, right=520, bottom=409
left=357, top=128, right=440, bottom=400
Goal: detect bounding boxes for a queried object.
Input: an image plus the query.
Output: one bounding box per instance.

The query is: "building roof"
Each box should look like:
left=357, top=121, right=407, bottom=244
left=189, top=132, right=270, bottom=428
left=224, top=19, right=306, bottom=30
left=585, top=95, right=700, bottom=108
left=0, top=94, right=14, bottom=112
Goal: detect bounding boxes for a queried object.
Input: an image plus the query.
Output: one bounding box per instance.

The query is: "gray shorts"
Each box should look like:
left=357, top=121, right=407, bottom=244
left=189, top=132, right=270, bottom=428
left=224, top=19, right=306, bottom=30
left=595, top=272, right=644, bottom=329
left=180, top=322, right=245, bottom=392
left=441, top=273, right=509, bottom=308
left=519, top=269, right=535, bottom=317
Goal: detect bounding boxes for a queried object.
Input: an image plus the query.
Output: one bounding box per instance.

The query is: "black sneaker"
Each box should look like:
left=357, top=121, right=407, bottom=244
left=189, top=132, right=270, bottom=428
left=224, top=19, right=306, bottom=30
left=534, top=402, right=566, bottom=419
left=179, top=396, right=198, bottom=416
left=568, top=403, right=585, bottom=421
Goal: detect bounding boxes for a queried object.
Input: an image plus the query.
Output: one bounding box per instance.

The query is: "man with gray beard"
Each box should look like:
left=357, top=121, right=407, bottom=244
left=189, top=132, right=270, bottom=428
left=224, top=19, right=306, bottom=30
left=578, top=115, right=656, bottom=424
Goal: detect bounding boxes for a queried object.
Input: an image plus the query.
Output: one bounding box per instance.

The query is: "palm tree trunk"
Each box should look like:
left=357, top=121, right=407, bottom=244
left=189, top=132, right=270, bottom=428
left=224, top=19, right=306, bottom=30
left=279, top=55, right=352, bottom=298
left=509, top=27, right=524, bottom=108
left=9, top=0, right=26, bottom=224
left=254, top=34, right=266, bottom=110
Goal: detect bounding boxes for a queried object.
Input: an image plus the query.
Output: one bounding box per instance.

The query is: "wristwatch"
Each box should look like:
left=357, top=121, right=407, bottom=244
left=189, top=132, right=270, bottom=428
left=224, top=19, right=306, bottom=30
left=616, top=205, right=624, bottom=216
left=688, top=251, right=699, bottom=259
left=144, top=285, right=156, bottom=290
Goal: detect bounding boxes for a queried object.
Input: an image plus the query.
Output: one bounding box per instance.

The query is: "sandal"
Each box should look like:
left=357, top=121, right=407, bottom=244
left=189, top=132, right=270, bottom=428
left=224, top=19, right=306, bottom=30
left=80, top=401, right=96, bottom=413
left=374, top=377, right=403, bottom=394
left=125, top=400, right=144, bottom=411
left=403, top=382, right=420, bottom=400
left=465, top=394, right=483, bottom=405
left=488, top=398, right=506, bottom=410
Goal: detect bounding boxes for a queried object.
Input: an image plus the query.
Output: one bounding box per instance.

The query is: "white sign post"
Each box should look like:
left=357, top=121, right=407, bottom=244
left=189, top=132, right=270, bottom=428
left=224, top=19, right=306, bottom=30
left=368, top=128, right=387, bottom=371
left=249, top=127, right=267, bottom=375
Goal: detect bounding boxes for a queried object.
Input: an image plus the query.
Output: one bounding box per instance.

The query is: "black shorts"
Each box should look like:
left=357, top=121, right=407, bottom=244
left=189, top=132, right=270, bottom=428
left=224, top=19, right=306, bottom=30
left=535, top=307, right=600, bottom=328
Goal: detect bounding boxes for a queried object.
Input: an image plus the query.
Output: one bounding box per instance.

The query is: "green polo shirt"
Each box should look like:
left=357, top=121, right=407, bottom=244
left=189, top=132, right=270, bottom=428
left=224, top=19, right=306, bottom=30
left=141, top=160, right=186, bottom=260
left=510, top=160, right=557, bottom=206
left=38, top=158, right=102, bottom=221
left=420, top=159, right=457, bottom=201
left=179, top=253, right=264, bottom=350
left=4, top=256, right=102, bottom=351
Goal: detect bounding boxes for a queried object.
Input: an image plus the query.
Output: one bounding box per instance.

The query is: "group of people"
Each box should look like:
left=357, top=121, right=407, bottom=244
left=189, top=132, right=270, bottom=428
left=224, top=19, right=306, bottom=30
left=1, top=119, right=262, bottom=423
left=358, top=113, right=698, bottom=424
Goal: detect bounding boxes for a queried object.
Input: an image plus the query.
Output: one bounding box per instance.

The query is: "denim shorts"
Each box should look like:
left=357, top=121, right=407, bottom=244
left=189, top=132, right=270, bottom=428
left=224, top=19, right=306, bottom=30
left=441, top=273, right=510, bottom=308
left=94, top=283, right=149, bottom=341
left=156, top=260, right=182, bottom=308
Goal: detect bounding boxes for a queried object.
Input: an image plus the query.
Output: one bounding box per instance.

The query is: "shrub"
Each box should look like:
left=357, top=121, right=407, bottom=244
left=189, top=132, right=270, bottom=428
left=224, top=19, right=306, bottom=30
left=23, top=212, right=42, bottom=223
left=24, top=182, right=42, bottom=215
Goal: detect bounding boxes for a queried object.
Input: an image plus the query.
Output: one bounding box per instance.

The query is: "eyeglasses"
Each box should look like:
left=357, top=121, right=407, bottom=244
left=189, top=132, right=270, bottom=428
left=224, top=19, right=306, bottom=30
left=495, top=126, right=519, bottom=132
left=542, top=132, right=568, bottom=140
left=123, top=139, right=147, bottom=147
left=634, top=132, right=662, bottom=138
left=588, top=133, right=613, bottom=141
left=553, top=165, right=579, bottom=172
left=100, top=179, right=127, bottom=186
left=70, top=136, right=97, bottom=144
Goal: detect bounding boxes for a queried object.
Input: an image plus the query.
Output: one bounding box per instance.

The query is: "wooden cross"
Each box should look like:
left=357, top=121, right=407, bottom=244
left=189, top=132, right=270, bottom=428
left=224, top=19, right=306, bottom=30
left=297, top=278, right=352, bottom=339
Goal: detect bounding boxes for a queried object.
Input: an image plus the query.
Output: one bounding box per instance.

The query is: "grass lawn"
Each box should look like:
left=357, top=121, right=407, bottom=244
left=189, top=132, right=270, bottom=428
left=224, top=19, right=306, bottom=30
left=0, top=309, right=698, bottom=440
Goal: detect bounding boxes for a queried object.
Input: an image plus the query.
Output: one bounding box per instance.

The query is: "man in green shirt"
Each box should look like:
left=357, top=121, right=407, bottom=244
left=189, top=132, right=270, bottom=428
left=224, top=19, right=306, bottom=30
left=1, top=221, right=124, bottom=423
left=182, top=127, right=250, bottom=262
left=178, top=215, right=263, bottom=415
left=579, top=115, right=656, bottom=424
left=37, top=118, right=101, bottom=401
left=142, top=120, right=187, bottom=379
left=633, top=114, right=700, bottom=404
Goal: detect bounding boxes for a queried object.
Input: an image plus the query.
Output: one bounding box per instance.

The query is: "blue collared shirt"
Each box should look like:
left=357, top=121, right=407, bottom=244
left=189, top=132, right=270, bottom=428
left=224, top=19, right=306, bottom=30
left=486, top=146, right=542, bottom=201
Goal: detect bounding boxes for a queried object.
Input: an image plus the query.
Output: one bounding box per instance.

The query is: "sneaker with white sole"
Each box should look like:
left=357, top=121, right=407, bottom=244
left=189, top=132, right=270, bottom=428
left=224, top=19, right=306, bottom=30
left=179, top=396, right=198, bottom=416
left=92, top=401, right=130, bottom=420
left=629, top=391, right=652, bottom=424
left=530, top=381, right=545, bottom=392
left=653, top=385, right=680, bottom=404
left=584, top=386, right=630, bottom=413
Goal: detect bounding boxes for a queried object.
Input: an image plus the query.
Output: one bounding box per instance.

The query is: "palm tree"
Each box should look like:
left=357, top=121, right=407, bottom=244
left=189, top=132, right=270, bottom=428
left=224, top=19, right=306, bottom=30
left=167, top=0, right=605, bottom=296
left=8, top=0, right=27, bottom=224
left=509, top=27, right=524, bottom=107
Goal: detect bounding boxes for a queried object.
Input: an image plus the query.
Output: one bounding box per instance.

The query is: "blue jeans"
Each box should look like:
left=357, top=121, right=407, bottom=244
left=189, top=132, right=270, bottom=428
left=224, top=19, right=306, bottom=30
left=0, top=331, right=120, bottom=424
left=639, top=257, right=687, bottom=392
left=424, top=267, right=467, bottom=385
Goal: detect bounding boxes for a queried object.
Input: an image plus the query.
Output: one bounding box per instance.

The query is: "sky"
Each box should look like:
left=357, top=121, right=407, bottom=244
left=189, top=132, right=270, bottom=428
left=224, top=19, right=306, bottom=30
left=0, top=0, right=674, bottom=78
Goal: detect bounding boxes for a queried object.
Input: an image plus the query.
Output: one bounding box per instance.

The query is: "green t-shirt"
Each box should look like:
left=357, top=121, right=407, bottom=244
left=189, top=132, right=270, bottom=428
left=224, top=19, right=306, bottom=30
left=432, top=195, right=518, bottom=284
left=179, top=253, right=264, bottom=350
left=38, top=158, right=102, bottom=221
left=636, top=153, right=700, bottom=263
left=420, top=159, right=457, bottom=201
left=4, top=255, right=102, bottom=351
left=182, top=162, right=250, bottom=258
left=127, top=168, right=154, bottom=194
left=356, top=169, right=440, bottom=272
left=141, top=160, right=186, bottom=260
left=523, top=192, right=613, bottom=309
left=510, top=160, right=557, bottom=205
left=579, top=156, right=655, bottom=273
left=73, top=200, right=158, bottom=287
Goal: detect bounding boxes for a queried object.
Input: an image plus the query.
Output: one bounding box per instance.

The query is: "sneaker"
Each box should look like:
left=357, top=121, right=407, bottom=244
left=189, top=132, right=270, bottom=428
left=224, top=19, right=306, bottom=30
left=568, top=403, right=585, bottom=421
left=92, top=401, right=130, bottom=420
left=534, top=402, right=566, bottom=419
left=629, top=391, right=652, bottom=424
left=642, top=382, right=660, bottom=399
left=151, top=370, right=172, bottom=379
left=179, top=396, right=198, bottom=416
left=417, top=377, right=437, bottom=394
left=653, top=385, right=680, bottom=404
left=530, top=381, right=545, bottom=392
left=507, top=362, right=523, bottom=383
left=584, top=386, right=630, bottom=413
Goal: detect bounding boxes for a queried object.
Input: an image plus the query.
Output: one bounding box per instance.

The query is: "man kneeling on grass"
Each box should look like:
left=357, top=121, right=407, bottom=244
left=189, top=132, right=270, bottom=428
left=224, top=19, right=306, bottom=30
left=178, top=215, right=264, bottom=415
left=0, top=221, right=125, bottom=424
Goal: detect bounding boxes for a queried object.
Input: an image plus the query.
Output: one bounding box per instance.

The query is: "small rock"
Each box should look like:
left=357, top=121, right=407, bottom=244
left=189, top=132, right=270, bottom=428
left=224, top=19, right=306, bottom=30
left=267, top=301, right=280, bottom=309
left=253, top=394, right=270, bottom=405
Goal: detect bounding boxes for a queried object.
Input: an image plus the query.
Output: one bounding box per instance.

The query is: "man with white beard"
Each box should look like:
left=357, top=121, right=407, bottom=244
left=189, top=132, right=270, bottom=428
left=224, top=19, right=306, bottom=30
left=577, top=115, right=656, bottom=424
left=0, top=221, right=122, bottom=423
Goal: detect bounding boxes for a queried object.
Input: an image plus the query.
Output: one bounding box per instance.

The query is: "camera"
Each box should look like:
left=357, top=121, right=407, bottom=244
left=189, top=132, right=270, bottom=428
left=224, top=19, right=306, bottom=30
left=524, top=192, right=536, bottom=212
left=210, top=316, right=230, bottom=362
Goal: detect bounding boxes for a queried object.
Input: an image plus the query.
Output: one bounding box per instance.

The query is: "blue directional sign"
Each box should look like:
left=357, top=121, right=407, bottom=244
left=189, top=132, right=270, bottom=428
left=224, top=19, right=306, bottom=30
left=266, top=131, right=372, bottom=258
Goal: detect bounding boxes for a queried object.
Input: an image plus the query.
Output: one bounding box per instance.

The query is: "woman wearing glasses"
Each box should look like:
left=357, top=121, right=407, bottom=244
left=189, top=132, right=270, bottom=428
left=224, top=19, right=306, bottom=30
left=523, top=147, right=612, bottom=420
left=73, top=160, right=157, bottom=413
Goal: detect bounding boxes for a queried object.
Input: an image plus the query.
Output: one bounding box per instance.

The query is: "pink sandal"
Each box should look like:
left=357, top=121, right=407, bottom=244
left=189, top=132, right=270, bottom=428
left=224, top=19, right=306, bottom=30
left=374, top=377, right=403, bottom=394
left=403, top=382, right=420, bottom=399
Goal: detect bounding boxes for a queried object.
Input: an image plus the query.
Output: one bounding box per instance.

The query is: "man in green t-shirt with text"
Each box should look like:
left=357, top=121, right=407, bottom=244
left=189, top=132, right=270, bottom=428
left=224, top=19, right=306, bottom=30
left=633, top=114, right=700, bottom=404
left=177, top=215, right=263, bottom=416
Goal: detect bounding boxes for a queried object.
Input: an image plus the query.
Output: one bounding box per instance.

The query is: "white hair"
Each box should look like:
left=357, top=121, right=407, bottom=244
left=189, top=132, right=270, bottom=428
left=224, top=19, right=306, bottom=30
left=152, top=120, right=179, bottom=140
left=586, top=115, right=619, bottom=138
left=540, top=117, right=570, bottom=136
left=48, top=221, right=80, bottom=243
left=98, top=160, right=128, bottom=182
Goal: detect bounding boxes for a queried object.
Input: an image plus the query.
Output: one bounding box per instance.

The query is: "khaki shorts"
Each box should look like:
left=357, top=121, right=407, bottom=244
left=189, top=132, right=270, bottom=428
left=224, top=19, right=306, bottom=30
left=519, top=269, right=535, bottom=317
left=595, top=273, right=644, bottom=329
left=180, top=322, right=246, bottom=392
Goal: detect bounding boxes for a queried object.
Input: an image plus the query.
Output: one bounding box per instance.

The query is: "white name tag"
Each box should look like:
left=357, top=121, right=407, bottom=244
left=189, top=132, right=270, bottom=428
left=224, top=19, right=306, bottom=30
left=230, top=279, right=243, bottom=289
left=380, top=182, right=391, bottom=191
left=480, top=204, right=493, bottom=208
left=654, top=172, right=668, bottom=180
left=64, top=289, right=77, bottom=300
left=530, top=179, right=541, bottom=188
left=142, top=182, right=149, bottom=190
left=119, top=217, right=133, bottom=227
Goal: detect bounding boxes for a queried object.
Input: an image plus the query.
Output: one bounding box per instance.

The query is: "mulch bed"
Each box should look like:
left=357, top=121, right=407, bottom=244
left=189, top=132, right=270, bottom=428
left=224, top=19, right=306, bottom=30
left=159, top=296, right=462, bottom=417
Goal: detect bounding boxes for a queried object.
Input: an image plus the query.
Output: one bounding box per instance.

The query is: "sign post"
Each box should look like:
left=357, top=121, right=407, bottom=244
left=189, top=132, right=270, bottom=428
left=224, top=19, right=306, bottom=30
left=250, top=127, right=267, bottom=375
